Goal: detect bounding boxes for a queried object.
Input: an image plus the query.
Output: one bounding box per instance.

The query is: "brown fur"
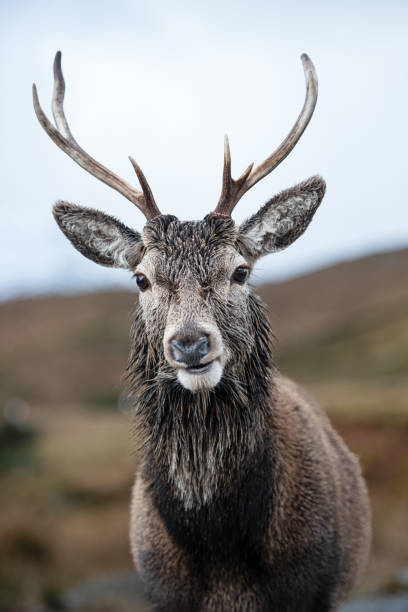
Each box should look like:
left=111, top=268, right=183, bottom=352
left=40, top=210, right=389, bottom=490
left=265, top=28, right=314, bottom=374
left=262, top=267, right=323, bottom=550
left=53, top=182, right=371, bottom=612
left=129, top=373, right=371, bottom=611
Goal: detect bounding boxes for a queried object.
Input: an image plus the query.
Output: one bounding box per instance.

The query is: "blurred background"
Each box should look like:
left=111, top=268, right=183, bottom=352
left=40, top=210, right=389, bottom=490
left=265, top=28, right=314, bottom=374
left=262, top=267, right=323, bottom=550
left=1, top=1, right=407, bottom=610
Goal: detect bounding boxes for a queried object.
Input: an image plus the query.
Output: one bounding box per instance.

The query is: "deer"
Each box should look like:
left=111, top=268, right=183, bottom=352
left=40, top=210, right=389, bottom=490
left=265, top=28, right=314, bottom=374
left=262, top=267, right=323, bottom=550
left=33, top=51, right=371, bottom=611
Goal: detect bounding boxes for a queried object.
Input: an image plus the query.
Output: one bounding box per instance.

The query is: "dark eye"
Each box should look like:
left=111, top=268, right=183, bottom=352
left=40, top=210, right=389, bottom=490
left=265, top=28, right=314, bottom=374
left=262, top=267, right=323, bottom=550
left=135, top=273, right=150, bottom=291
left=232, top=266, right=249, bottom=284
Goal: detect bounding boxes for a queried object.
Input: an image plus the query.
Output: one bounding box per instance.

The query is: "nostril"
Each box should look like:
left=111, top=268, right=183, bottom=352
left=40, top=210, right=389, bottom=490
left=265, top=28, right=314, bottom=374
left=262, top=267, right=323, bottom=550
left=196, top=336, right=209, bottom=357
left=171, top=339, right=185, bottom=353
left=170, top=339, right=185, bottom=363
left=170, top=335, right=210, bottom=366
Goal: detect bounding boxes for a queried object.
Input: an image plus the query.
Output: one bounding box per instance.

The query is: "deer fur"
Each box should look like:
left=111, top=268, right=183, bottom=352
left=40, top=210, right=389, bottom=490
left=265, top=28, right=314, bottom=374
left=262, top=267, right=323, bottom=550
left=53, top=178, right=371, bottom=612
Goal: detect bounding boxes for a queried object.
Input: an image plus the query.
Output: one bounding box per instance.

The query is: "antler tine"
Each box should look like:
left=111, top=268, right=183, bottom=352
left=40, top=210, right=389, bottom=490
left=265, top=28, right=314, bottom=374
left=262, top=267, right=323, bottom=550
left=33, top=51, right=161, bottom=220
left=215, top=135, right=254, bottom=216
left=52, top=51, right=79, bottom=146
left=128, top=156, right=159, bottom=215
left=214, top=53, right=318, bottom=217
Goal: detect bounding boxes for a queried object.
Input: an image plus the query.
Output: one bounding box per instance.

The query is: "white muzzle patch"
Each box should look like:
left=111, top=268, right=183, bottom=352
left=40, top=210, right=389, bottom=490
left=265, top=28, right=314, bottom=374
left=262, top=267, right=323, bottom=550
left=177, top=360, right=223, bottom=392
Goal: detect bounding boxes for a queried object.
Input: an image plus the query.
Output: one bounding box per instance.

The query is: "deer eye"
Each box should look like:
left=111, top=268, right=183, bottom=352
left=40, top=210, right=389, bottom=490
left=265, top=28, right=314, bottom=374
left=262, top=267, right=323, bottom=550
left=135, top=273, right=150, bottom=291
left=232, top=266, right=249, bottom=284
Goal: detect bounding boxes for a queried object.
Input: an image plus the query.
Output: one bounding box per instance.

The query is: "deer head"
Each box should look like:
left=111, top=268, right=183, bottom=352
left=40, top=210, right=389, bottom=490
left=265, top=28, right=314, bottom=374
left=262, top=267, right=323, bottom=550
left=33, top=52, right=325, bottom=392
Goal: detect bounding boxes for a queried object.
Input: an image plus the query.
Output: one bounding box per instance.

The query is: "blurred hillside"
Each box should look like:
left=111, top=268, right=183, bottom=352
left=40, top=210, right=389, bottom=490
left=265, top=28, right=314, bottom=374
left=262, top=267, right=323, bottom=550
left=0, top=247, right=407, bottom=610
left=1, top=248, right=407, bottom=406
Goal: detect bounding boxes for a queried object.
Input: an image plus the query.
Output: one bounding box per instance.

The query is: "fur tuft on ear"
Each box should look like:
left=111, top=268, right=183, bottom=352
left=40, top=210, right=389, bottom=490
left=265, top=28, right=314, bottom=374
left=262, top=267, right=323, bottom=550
left=53, top=201, right=143, bottom=269
left=239, top=176, right=326, bottom=261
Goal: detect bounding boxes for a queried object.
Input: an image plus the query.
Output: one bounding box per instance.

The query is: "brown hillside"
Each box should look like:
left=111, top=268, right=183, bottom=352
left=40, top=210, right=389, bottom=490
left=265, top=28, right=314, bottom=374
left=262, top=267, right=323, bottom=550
left=0, top=247, right=406, bottom=405
left=258, top=247, right=408, bottom=343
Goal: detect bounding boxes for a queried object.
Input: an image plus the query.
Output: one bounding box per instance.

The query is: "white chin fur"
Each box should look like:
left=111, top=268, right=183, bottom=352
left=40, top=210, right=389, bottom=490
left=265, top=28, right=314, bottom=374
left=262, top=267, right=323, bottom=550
left=177, top=360, right=223, bottom=392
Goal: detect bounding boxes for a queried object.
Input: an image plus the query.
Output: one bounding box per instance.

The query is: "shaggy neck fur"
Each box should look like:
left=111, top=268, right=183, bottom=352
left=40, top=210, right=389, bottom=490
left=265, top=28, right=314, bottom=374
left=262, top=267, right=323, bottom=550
left=126, top=291, right=275, bottom=519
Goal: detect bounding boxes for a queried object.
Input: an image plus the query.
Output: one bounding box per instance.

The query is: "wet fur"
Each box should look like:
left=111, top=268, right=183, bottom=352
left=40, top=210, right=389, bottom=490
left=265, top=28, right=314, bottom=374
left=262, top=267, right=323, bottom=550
left=125, top=215, right=371, bottom=611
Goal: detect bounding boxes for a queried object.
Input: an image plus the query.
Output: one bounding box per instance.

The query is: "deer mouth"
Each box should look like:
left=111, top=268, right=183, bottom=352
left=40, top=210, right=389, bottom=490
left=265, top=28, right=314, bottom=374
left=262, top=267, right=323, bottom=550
left=185, top=360, right=214, bottom=374
left=177, top=359, right=223, bottom=391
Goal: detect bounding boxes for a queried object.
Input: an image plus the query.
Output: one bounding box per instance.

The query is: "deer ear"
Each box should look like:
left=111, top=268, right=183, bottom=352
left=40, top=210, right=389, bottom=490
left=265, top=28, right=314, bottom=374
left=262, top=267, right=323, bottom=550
left=53, top=201, right=143, bottom=269
left=239, top=176, right=326, bottom=261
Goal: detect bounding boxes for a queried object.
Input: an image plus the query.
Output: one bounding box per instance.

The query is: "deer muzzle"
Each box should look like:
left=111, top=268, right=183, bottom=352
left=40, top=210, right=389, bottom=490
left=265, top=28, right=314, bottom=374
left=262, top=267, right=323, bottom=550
left=164, top=323, right=224, bottom=391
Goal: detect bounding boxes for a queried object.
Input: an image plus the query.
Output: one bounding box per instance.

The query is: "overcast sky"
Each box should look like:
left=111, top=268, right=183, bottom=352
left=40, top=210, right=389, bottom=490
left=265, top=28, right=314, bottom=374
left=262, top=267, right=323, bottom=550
left=1, top=0, right=407, bottom=301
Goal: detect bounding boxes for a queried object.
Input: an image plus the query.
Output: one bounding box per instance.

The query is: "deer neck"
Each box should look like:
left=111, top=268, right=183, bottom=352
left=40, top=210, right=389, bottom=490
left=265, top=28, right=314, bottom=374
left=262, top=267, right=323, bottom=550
left=126, top=297, right=275, bottom=511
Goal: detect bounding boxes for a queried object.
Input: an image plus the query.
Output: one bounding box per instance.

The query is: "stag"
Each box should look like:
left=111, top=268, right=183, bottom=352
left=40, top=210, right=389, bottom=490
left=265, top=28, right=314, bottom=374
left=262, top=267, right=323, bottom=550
left=33, top=52, right=371, bottom=611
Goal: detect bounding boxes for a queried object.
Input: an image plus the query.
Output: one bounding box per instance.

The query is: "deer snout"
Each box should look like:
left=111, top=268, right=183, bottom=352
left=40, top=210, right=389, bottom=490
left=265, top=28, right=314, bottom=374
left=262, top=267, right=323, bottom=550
left=164, top=325, right=224, bottom=390
left=170, top=335, right=210, bottom=367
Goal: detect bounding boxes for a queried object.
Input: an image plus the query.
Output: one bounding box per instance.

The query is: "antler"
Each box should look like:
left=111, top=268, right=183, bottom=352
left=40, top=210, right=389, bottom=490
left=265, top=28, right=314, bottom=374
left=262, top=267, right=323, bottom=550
left=33, top=51, right=162, bottom=220
left=213, top=53, right=318, bottom=216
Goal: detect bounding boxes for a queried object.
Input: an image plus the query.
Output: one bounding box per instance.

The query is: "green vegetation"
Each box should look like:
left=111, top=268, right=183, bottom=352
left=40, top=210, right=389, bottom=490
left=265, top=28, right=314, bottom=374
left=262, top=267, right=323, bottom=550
left=0, top=420, right=38, bottom=473
left=83, top=387, right=120, bottom=410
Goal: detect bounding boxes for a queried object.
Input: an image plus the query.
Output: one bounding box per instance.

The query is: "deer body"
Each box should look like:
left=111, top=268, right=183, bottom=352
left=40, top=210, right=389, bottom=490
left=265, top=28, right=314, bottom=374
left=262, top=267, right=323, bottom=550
left=126, top=217, right=370, bottom=612
left=34, top=52, right=371, bottom=611
left=131, top=376, right=369, bottom=611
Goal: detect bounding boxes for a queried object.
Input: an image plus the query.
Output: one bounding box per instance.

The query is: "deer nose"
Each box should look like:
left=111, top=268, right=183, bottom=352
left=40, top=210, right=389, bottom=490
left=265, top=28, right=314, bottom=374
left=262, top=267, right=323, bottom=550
left=170, top=334, right=210, bottom=367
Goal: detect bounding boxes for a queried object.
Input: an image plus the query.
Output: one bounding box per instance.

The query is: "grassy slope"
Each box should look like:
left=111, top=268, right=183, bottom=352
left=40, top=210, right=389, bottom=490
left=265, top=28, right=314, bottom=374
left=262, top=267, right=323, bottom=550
left=0, top=248, right=407, bottom=607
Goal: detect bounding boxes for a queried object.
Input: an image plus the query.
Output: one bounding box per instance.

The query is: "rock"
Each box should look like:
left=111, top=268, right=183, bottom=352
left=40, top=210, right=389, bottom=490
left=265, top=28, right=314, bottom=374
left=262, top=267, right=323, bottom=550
left=62, top=570, right=150, bottom=611
left=397, top=566, right=408, bottom=589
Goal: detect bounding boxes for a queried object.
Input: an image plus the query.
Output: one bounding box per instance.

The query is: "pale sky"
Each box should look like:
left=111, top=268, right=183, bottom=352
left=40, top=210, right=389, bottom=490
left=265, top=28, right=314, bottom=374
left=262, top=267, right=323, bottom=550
left=1, top=0, right=407, bottom=300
